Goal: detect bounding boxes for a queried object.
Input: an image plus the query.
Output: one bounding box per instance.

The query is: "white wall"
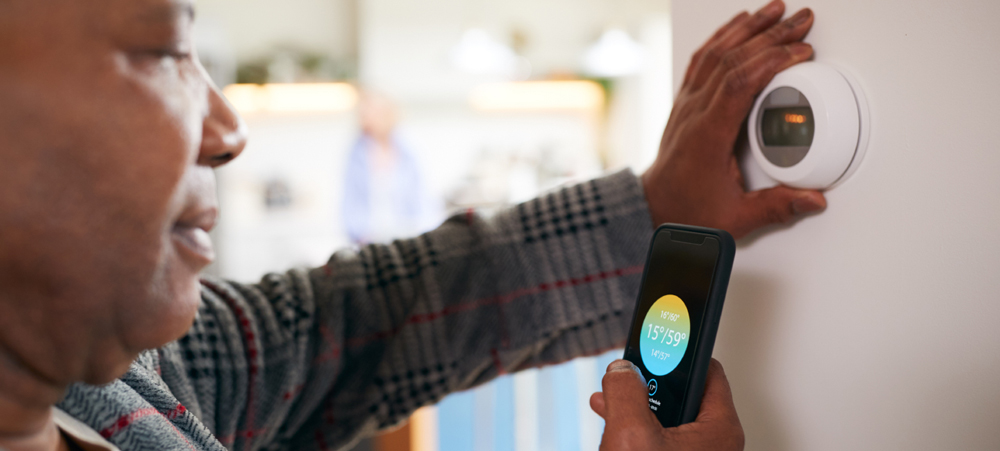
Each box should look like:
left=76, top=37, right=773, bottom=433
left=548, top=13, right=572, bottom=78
left=194, top=0, right=356, bottom=62
left=673, top=1, right=1000, bottom=449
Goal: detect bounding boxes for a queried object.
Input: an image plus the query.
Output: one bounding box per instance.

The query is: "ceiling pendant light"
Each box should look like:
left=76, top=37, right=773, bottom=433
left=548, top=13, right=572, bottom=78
left=582, top=29, right=645, bottom=78
left=449, top=28, right=528, bottom=79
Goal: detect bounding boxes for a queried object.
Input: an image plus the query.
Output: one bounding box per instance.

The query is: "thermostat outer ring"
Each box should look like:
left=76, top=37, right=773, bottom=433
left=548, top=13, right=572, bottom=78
left=748, top=62, right=864, bottom=189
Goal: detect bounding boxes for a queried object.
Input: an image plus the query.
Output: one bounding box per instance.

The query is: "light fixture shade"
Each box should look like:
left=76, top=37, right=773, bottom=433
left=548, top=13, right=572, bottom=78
left=582, top=29, right=646, bottom=77
left=449, top=28, right=527, bottom=78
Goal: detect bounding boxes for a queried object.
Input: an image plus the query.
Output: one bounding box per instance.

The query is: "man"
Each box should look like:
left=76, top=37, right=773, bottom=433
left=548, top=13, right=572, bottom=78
left=0, top=0, right=820, bottom=450
left=342, top=92, right=442, bottom=245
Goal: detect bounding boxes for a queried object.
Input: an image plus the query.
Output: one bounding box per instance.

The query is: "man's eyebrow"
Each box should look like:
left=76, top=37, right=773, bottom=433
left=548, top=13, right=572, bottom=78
left=137, top=1, right=195, bottom=23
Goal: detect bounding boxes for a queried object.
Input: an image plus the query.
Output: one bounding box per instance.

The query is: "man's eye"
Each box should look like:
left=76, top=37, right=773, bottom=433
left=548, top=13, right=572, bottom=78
left=151, top=48, right=192, bottom=60
left=131, top=47, right=191, bottom=62
left=125, top=47, right=193, bottom=73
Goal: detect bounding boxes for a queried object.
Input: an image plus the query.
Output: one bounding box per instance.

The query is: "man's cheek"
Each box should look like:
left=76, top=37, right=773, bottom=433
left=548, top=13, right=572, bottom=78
left=116, top=62, right=205, bottom=162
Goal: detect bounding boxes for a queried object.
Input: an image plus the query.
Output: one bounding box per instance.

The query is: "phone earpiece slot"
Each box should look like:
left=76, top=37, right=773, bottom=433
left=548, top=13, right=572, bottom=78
left=668, top=231, right=707, bottom=245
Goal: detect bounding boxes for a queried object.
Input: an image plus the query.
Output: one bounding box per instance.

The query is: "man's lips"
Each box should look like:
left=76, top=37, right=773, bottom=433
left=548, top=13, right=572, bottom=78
left=171, top=207, right=217, bottom=266
left=171, top=225, right=214, bottom=264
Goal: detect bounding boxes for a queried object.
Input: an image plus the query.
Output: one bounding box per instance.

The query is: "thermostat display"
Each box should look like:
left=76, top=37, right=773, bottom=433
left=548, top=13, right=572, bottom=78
left=747, top=62, right=870, bottom=189
left=761, top=107, right=813, bottom=147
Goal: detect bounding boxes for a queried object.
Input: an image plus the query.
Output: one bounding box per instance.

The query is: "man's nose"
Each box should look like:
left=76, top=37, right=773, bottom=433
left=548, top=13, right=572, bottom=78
left=198, top=83, right=248, bottom=168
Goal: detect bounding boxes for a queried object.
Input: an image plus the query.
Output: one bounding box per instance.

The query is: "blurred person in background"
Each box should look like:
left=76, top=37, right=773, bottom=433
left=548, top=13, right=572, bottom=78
left=0, top=1, right=820, bottom=450
left=342, top=93, right=443, bottom=245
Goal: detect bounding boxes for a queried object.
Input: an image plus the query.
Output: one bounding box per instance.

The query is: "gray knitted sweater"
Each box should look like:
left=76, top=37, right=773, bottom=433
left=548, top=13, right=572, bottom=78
left=55, top=170, right=653, bottom=451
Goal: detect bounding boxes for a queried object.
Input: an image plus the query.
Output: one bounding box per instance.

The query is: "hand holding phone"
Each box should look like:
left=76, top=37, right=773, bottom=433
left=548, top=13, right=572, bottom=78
left=622, top=224, right=735, bottom=427
left=591, top=358, right=744, bottom=451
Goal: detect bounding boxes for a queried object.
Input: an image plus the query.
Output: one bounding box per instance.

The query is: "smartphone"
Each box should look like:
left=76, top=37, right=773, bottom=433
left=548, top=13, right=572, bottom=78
left=622, top=223, right=735, bottom=427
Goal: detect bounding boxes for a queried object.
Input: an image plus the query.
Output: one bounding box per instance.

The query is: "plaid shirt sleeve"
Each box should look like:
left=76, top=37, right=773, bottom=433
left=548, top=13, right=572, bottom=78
left=156, top=169, right=654, bottom=451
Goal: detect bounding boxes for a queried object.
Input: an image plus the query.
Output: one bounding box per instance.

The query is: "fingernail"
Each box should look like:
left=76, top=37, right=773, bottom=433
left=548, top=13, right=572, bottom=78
left=790, top=8, right=812, bottom=26
left=792, top=196, right=824, bottom=214
left=761, top=0, right=783, bottom=17
left=608, top=360, right=639, bottom=373
left=789, top=43, right=813, bottom=58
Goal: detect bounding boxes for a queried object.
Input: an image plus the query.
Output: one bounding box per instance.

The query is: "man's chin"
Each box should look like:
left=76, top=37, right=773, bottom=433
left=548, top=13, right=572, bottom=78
left=150, top=277, right=203, bottom=345
left=82, top=349, right=143, bottom=385
left=116, top=271, right=202, bottom=357
left=85, top=283, right=200, bottom=385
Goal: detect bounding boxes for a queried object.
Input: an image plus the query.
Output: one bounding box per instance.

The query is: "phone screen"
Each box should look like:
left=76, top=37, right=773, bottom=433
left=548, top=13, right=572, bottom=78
left=624, top=229, right=721, bottom=427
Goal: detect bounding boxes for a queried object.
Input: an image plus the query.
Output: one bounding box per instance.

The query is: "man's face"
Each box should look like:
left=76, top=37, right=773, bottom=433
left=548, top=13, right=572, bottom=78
left=0, top=0, right=246, bottom=384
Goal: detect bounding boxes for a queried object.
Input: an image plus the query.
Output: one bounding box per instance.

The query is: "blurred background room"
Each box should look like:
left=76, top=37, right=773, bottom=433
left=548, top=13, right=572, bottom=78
left=193, top=0, right=674, bottom=450
left=185, top=0, right=1000, bottom=449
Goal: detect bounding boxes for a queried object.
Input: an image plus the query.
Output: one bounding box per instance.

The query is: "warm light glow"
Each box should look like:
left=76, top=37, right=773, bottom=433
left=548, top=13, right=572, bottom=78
left=409, top=406, right=438, bottom=451
left=222, top=83, right=358, bottom=114
left=785, top=113, right=807, bottom=124
left=469, top=81, right=605, bottom=111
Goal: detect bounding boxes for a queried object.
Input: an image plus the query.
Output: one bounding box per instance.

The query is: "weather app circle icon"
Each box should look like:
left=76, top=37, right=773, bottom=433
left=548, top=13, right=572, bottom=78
left=639, top=294, right=691, bottom=376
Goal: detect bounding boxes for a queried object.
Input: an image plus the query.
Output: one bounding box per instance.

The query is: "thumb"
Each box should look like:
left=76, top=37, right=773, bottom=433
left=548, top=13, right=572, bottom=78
left=600, top=360, right=658, bottom=427
left=737, top=185, right=826, bottom=233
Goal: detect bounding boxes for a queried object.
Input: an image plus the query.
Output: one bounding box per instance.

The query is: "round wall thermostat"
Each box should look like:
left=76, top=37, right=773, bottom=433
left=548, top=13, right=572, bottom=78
left=747, top=62, right=870, bottom=189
